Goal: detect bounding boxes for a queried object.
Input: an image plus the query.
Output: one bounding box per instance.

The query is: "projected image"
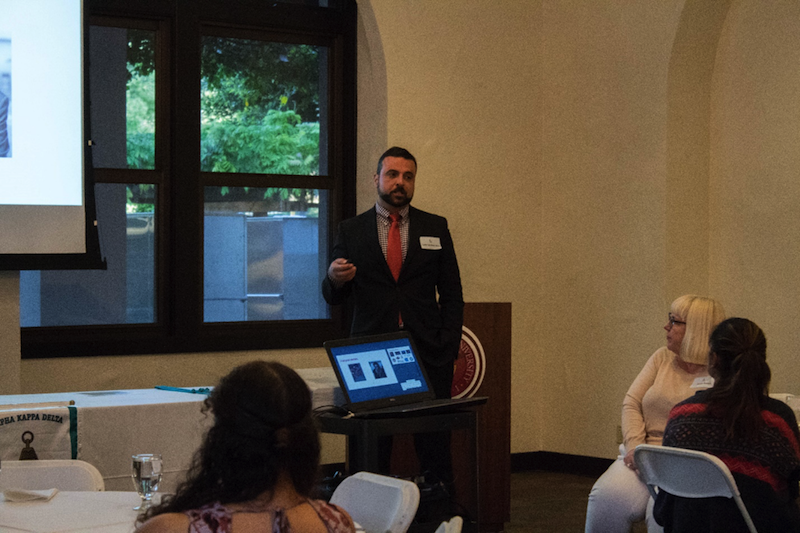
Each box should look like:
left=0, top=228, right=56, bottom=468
left=0, top=36, right=10, bottom=158
left=0, top=0, right=83, bottom=209
left=0, top=0, right=89, bottom=259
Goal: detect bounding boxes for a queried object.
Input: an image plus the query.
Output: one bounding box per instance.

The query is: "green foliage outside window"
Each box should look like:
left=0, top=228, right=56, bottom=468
left=201, top=38, right=319, bottom=122
left=126, top=68, right=155, bottom=172
left=122, top=33, right=323, bottom=214
left=200, top=107, right=319, bottom=175
left=126, top=184, right=155, bottom=214
left=126, top=29, right=156, bottom=212
left=200, top=38, right=322, bottom=214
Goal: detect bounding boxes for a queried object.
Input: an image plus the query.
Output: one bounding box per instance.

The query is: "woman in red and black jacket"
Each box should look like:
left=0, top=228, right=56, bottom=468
left=656, top=317, right=800, bottom=533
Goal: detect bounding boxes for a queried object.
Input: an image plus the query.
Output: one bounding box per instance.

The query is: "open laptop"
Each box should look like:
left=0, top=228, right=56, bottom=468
left=323, top=331, right=487, bottom=418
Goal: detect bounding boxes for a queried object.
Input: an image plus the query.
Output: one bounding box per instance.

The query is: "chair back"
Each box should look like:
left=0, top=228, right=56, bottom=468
left=329, top=471, right=420, bottom=533
left=434, top=516, right=463, bottom=533
left=0, top=459, right=105, bottom=491
left=634, top=444, right=758, bottom=533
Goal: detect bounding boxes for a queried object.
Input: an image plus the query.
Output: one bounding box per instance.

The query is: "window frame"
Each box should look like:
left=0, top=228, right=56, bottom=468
left=21, top=0, right=356, bottom=358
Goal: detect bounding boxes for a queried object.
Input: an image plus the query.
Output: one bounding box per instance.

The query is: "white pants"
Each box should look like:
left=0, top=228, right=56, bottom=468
left=585, top=454, right=663, bottom=533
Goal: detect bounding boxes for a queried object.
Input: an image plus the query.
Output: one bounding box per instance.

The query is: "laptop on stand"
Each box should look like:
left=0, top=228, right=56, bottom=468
left=323, top=331, right=486, bottom=418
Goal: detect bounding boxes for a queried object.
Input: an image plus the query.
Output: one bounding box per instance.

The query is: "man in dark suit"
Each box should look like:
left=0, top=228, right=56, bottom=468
left=323, top=146, right=464, bottom=487
left=0, top=90, right=9, bottom=158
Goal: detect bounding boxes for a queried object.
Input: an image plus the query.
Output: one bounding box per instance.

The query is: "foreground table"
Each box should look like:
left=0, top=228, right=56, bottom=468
left=0, top=491, right=141, bottom=532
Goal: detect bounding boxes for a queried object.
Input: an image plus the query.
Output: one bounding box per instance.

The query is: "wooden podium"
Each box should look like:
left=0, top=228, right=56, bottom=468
left=391, top=302, right=511, bottom=532
left=460, top=302, right=511, bottom=532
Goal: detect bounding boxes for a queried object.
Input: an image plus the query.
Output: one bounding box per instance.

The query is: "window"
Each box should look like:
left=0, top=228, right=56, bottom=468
left=204, top=187, right=329, bottom=323
left=20, top=24, right=159, bottom=329
left=21, top=0, right=356, bottom=358
left=200, top=36, right=329, bottom=323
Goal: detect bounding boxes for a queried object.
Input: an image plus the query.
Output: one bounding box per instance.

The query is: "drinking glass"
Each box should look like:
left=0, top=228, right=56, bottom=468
left=131, top=453, right=162, bottom=511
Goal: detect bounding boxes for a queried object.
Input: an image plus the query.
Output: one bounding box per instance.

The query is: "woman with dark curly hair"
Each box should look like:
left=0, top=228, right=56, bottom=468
left=136, top=361, right=355, bottom=533
left=656, top=318, right=800, bottom=532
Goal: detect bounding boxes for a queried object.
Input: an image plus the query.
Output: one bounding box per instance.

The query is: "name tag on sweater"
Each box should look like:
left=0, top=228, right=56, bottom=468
left=691, top=376, right=714, bottom=389
left=420, top=236, right=441, bottom=250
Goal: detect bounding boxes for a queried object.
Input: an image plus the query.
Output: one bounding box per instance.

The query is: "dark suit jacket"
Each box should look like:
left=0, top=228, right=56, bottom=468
left=322, top=206, right=464, bottom=367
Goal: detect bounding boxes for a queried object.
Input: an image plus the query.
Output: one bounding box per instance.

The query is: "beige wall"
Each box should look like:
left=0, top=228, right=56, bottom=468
left=709, top=0, right=800, bottom=395
left=0, top=272, right=21, bottom=394
left=358, top=0, right=547, bottom=453
left=537, top=0, right=679, bottom=457
left=2, top=0, right=799, bottom=461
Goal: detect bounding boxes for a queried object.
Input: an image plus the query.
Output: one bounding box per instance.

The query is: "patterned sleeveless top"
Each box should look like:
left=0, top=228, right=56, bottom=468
left=184, top=499, right=355, bottom=533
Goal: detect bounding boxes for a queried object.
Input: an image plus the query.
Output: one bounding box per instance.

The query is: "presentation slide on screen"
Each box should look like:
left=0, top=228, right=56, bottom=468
left=0, top=0, right=87, bottom=256
left=0, top=0, right=83, bottom=206
left=336, top=349, right=400, bottom=391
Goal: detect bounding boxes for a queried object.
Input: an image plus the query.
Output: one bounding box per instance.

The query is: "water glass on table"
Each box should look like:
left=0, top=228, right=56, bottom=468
left=131, top=453, right=162, bottom=511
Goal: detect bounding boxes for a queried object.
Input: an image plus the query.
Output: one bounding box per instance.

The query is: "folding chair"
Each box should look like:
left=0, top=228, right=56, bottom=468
left=0, top=459, right=105, bottom=491
left=330, top=471, right=420, bottom=533
left=634, top=444, right=757, bottom=533
left=435, top=515, right=463, bottom=533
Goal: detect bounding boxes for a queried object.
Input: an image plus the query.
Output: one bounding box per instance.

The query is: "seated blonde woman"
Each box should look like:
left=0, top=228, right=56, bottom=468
left=136, top=361, right=355, bottom=533
left=584, top=295, right=726, bottom=533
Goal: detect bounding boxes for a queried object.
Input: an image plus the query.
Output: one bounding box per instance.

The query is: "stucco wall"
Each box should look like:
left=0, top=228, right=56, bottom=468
left=2, top=0, right=799, bottom=462
left=709, top=0, right=800, bottom=395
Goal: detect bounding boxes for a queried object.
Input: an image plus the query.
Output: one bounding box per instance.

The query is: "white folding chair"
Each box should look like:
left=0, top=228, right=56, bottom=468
left=434, top=515, right=463, bottom=533
left=0, top=459, right=105, bottom=491
left=329, top=471, right=420, bottom=533
left=634, top=444, right=758, bottom=533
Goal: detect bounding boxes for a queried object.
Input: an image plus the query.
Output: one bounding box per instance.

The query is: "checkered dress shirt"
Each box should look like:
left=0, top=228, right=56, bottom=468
left=376, top=203, right=409, bottom=263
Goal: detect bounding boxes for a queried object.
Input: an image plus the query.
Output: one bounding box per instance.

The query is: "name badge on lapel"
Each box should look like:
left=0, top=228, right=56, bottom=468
left=420, top=236, right=441, bottom=250
left=690, top=376, right=714, bottom=389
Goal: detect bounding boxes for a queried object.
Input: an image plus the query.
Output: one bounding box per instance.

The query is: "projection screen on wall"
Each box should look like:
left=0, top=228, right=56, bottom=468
left=0, top=0, right=101, bottom=269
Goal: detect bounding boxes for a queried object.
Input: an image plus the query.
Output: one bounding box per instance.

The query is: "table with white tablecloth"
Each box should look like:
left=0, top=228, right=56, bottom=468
left=0, top=388, right=211, bottom=492
left=0, top=491, right=141, bottom=532
left=0, top=370, right=343, bottom=492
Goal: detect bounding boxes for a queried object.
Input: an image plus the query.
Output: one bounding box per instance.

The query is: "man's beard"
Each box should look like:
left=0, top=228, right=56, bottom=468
left=378, top=185, right=412, bottom=208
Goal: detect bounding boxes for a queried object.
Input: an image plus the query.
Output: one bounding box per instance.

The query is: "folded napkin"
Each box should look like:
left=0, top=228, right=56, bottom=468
left=3, top=488, right=59, bottom=502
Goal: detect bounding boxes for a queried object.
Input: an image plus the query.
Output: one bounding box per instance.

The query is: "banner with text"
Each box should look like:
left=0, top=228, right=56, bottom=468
left=0, top=406, right=77, bottom=460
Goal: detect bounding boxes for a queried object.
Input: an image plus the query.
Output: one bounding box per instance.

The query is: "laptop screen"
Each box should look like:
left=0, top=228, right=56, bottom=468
left=325, top=332, right=433, bottom=407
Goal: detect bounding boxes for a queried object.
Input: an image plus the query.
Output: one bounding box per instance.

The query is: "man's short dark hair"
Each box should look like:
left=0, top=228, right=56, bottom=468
left=376, top=146, right=417, bottom=175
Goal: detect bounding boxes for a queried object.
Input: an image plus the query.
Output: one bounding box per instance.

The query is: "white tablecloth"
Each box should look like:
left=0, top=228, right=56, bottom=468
left=0, top=372, right=343, bottom=492
left=0, top=388, right=211, bottom=492
left=0, top=491, right=140, bottom=532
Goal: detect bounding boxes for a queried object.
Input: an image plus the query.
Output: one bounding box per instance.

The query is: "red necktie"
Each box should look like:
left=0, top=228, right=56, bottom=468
left=387, top=213, right=402, bottom=280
